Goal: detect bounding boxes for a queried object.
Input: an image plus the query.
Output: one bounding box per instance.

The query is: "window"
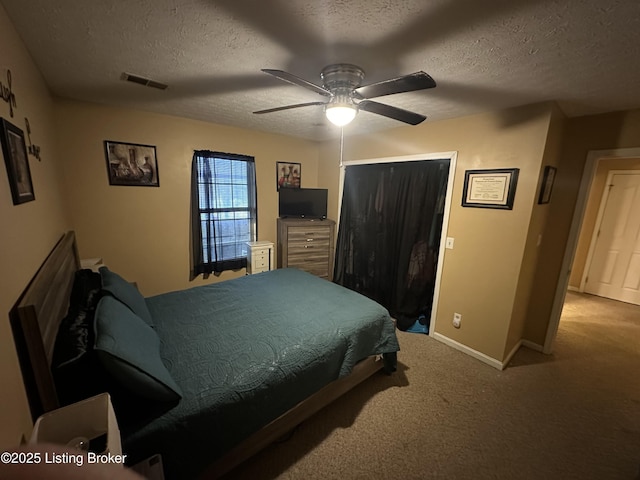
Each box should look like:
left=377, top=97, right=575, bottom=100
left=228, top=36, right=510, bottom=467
left=191, top=150, right=257, bottom=276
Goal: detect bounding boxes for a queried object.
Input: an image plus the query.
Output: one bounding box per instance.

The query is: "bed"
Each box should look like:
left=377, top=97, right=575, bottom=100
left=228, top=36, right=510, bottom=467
left=11, top=231, right=399, bottom=479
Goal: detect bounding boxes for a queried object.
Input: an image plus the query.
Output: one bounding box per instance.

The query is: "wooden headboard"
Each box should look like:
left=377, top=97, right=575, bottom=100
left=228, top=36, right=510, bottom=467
left=10, top=231, right=79, bottom=420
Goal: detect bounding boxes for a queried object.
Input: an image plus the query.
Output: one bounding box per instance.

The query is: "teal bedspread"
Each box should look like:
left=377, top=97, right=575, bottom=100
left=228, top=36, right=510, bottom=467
left=121, top=268, right=399, bottom=478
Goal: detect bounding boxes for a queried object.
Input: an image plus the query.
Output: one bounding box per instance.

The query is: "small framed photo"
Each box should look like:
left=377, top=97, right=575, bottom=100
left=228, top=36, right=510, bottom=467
left=104, top=140, right=159, bottom=187
left=462, top=168, right=519, bottom=210
left=276, top=162, right=301, bottom=190
left=1, top=118, right=35, bottom=205
left=538, top=166, right=557, bottom=204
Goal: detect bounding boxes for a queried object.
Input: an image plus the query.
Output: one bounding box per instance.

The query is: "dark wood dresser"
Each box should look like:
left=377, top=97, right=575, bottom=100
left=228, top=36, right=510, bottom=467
left=277, top=218, right=336, bottom=280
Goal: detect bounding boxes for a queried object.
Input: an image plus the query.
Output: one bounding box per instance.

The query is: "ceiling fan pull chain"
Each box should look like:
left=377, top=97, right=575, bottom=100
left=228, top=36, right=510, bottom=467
left=340, top=127, right=344, bottom=168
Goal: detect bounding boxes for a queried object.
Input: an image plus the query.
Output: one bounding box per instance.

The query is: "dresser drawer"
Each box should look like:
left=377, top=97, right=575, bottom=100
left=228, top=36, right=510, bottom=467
left=288, top=226, right=331, bottom=242
left=287, top=239, right=330, bottom=256
left=287, top=257, right=330, bottom=278
left=288, top=251, right=329, bottom=266
left=252, top=249, right=270, bottom=266
left=252, top=255, right=268, bottom=269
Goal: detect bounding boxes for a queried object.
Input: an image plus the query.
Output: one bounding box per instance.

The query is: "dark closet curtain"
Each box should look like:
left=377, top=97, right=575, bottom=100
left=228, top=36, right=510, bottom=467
left=334, top=159, right=449, bottom=330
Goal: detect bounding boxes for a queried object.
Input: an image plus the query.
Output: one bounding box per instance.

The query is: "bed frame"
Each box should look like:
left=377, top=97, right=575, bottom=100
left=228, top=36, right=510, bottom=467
left=11, top=231, right=386, bottom=478
left=10, top=231, right=80, bottom=420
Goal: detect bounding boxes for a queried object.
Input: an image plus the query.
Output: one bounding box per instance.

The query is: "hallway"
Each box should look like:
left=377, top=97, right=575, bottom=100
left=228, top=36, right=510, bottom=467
left=560, top=291, right=640, bottom=355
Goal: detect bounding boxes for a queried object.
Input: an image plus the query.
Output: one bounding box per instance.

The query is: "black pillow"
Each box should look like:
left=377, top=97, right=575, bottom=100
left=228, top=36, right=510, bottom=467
left=52, top=269, right=106, bottom=405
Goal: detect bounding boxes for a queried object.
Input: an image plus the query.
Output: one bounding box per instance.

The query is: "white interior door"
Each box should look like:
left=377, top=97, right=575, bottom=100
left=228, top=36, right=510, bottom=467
left=585, top=172, right=640, bottom=305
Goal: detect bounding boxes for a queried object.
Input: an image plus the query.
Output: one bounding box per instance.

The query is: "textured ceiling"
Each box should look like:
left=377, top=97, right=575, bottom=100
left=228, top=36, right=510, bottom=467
left=2, top=0, right=640, bottom=141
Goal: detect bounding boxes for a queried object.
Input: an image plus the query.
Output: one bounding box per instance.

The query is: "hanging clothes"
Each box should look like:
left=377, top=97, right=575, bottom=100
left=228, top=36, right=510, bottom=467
left=334, top=159, right=449, bottom=331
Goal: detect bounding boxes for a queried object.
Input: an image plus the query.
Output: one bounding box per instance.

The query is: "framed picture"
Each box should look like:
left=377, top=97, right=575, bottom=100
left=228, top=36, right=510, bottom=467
left=104, top=140, right=159, bottom=187
left=1, top=118, right=35, bottom=205
left=538, top=166, right=557, bottom=204
left=462, top=168, right=519, bottom=210
left=276, top=161, right=301, bottom=190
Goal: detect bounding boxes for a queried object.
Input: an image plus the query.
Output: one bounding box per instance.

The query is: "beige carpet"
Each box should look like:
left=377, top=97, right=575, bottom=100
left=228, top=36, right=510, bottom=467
left=225, top=292, right=640, bottom=479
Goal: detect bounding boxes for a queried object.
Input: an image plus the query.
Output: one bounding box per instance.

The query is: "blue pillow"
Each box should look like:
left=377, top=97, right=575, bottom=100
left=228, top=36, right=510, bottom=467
left=99, top=266, right=154, bottom=327
left=94, top=296, right=182, bottom=402
left=52, top=269, right=106, bottom=406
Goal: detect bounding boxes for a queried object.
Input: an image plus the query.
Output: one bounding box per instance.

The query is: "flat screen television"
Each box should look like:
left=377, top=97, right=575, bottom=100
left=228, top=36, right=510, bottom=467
left=279, top=188, right=328, bottom=219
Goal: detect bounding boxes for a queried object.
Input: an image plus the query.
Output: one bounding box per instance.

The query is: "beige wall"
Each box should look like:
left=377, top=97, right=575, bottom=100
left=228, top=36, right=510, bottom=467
left=524, top=109, right=640, bottom=345
left=54, top=99, right=320, bottom=296
left=569, top=157, right=640, bottom=289
left=316, top=139, right=342, bottom=220
left=507, top=104, right=566, bottom=356
left=0, top=5, right=70, bottom=448
left=320, top=103, right=555, bottom=362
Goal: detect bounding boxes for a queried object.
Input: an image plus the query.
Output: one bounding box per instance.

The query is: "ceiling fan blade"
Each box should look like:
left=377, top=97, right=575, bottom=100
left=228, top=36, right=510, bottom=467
left=253, top=101, right=326, bottom=114
left=261, top=69, right=332, bottom=96
left=355, top=72, right=436, bottom=99
left=358, top=100, right=426, bottom=125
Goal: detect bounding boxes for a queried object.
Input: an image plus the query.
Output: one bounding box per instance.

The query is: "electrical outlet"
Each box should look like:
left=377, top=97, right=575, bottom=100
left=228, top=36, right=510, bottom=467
left=453, top=313, right=462, bottom=328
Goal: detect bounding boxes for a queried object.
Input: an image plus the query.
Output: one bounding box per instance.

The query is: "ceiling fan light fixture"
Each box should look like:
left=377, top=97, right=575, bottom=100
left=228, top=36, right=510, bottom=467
left=257, top=64, right=435, bottom=127
left=325, top=104, right=357, bottom=126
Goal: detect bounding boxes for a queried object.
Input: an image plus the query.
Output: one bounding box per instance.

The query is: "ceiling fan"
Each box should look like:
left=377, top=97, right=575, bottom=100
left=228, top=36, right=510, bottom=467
left=253, top=64, right=436, bottom=127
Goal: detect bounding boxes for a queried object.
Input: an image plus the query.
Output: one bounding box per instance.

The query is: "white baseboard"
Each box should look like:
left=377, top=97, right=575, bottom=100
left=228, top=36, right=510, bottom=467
left=503, top=340, right=522, bottom=367
left=521, top=339, right=544, bottom=352
left=431, top=334, right=547, bottom=370
left=432, top=332, right=504, bottom=370
left=567, top=285, right=580, bottom=292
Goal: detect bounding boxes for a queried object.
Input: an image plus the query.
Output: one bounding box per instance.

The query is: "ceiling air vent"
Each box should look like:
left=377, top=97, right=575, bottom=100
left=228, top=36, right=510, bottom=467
left=121, top=72, right=168, bottom=90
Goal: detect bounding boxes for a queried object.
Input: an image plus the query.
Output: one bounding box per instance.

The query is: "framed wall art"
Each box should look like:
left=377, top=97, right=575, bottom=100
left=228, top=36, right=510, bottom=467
left=104, top=140, right=159, bottom=187
left=1, top=118, right=34, bottom=205
left=462, top=168, right=519, bottom=210
left=538, top=166, right=557, bottom=204
left=276, top=161, right=301, bottom=190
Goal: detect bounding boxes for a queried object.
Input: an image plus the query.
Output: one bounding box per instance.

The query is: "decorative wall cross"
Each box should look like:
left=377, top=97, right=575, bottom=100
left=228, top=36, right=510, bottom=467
left=1, top=69, right=17, bottom=117
left=25, top=118, right=41, bottom=161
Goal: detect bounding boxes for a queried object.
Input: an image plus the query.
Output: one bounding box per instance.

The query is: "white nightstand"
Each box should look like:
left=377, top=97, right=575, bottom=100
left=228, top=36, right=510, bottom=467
left=80, top=257, right=105, bottom=272
left=246, top=241, right=274, bottom=274
left=131, top=454, right=165, bottom=479
left=29, top=393, right=121, bottom=456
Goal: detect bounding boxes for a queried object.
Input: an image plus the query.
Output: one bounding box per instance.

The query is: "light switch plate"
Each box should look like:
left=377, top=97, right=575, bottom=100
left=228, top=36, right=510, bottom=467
left=445, top=237, right=455, bottom=249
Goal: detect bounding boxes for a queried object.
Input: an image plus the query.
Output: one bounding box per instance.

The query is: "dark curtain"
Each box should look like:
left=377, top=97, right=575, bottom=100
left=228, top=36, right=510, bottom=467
left=190, top=150, right=257, bottom=278
left=334, top=159, right=449, bottom=330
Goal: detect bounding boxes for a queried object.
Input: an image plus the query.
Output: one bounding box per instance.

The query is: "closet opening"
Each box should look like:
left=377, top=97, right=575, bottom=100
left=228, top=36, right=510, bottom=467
left=334, top=152, right=456, bottom=334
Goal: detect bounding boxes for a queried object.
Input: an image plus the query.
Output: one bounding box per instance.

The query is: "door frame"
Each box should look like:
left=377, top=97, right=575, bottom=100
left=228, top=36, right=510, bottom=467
left=337, top=151, right=458, bottom=337
left=580, top=170, right=640, bottom=293
left=544, top=147, right=640, bottom=354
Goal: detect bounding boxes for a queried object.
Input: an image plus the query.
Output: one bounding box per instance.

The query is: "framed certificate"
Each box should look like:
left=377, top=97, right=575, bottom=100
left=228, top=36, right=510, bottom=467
left=462, top=168, right=519, bottom=210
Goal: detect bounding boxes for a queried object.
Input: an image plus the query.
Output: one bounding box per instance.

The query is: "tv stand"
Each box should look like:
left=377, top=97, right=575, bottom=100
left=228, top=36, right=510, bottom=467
left=277, top=218, right=335, bottom=280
